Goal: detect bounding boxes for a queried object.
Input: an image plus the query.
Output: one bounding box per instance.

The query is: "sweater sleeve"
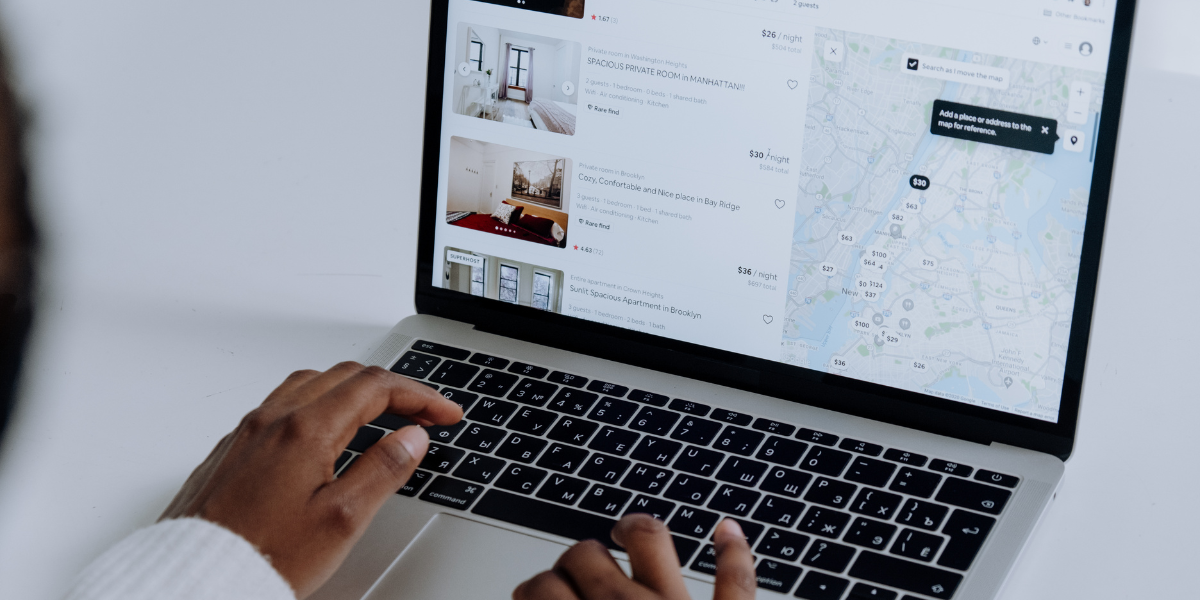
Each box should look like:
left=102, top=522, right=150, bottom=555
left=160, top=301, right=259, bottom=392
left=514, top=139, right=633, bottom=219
left=64, top=518, right=296, bottom=600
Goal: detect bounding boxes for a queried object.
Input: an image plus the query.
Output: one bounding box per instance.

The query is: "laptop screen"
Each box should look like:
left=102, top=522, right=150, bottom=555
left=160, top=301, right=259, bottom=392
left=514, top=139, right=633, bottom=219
left=429, top=0, right=1122, bottom=425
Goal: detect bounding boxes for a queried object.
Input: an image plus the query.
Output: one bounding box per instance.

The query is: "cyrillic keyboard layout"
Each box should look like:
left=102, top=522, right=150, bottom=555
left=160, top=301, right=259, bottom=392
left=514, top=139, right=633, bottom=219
left=336, top=340, right=1020, bottom=600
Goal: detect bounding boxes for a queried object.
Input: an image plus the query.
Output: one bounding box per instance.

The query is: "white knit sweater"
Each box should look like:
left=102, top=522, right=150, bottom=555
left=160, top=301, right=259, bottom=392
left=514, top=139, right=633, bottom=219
left=64, top=518, right=296, bottom=600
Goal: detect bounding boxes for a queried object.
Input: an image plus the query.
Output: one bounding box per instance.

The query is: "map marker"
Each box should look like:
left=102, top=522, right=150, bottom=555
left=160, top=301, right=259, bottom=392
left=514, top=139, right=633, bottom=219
left=900, top=318, right=911, bottom=330
left=1004, top=376, right=1013, bottom=389
left=890, top=223, right=903, bottom=238
left=903, top=299, right=915, bottom=311
left=872, top=313, right=884, bottom=326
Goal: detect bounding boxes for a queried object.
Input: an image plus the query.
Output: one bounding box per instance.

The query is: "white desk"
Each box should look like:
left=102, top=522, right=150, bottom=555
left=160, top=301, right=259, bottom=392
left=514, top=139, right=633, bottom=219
left=0, top=1, right=1195, bottom=599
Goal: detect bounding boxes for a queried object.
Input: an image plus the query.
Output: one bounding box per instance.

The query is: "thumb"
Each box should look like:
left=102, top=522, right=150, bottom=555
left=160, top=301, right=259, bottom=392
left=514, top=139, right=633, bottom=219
left=327, top=425, right=428, bottom=512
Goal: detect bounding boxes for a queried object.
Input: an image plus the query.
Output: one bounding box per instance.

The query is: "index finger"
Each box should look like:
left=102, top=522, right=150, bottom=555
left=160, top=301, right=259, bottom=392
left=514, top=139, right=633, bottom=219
left=303, top=364, right=463, bottom=437
left=711, top=519, right=757, bottom=600
left=610, top=514, right=690, bottom=599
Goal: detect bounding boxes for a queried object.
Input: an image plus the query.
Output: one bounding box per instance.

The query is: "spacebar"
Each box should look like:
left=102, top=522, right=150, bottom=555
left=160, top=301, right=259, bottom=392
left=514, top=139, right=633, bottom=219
left=472, top=489, right=619, bottom=549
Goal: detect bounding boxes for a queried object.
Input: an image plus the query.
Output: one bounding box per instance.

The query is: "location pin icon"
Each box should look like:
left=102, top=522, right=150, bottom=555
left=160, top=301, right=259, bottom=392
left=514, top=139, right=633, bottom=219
left=890, top=224, right=903, bottom=238
left=1003, top=376, right=1013, bottom=389
left=1071, top=135, right=1079, bottom=145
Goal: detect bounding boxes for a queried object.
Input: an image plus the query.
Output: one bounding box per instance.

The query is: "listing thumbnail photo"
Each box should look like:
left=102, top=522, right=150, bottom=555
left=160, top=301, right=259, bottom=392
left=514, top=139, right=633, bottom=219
left=472, top=0, right=586, bottom=21
left=443, top=247, right=565, bottom=313
left=446, top=137, right=571, bottom=248
left=453, top=23, right=581, bottom=136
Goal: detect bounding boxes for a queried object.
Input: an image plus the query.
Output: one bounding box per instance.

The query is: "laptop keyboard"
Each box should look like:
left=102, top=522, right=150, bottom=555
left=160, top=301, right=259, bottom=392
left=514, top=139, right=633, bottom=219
left=336, top=340, right=1020, bottom=599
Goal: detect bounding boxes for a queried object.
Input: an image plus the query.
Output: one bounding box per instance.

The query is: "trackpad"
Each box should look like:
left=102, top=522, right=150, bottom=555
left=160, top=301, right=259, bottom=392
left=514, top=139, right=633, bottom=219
left=362, top=514, right=715, bottom=599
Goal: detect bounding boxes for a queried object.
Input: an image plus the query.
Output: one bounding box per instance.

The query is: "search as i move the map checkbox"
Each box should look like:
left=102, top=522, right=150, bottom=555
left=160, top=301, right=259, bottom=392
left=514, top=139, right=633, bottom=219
left=902, top=54, right=1009, bottom=89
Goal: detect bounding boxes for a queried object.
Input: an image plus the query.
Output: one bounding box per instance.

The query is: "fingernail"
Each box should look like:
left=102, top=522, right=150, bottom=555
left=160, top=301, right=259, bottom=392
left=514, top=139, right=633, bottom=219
left=395, top=425, right=429, bottom=459
left=717, top=518, right=744, bottom=540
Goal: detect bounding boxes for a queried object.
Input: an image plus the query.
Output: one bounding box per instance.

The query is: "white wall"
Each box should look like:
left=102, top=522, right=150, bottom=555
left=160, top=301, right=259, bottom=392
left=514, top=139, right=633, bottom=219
left=446, top=137, right=483, bottom=213
left=451, top=23, right=500, bottom=112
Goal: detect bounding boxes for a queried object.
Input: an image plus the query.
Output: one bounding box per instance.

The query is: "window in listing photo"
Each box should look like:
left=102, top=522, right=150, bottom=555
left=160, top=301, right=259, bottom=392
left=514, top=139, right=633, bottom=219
left=472, top=0, right=586, bottom=20
left=453, top=23, right=581, bottom=136
left=443, top=247, right=565, bottom=312
left=445, top=137, right=571, bottom=248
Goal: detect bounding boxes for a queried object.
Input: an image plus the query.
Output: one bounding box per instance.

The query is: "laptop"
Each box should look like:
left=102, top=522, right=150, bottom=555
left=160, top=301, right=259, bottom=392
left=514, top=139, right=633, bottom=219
left=312, top=0, right=1136, bottom=598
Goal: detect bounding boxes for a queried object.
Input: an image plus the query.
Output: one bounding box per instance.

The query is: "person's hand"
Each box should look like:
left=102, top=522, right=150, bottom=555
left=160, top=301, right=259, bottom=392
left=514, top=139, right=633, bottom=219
left=514, top=514, right=756, bottom=600
left=160, top=362, right=463, bottom=598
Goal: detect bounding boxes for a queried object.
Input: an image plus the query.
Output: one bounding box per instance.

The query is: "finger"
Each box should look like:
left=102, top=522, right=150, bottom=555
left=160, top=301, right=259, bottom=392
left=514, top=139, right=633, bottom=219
left=711, top=519, right=756, bottom=600
left=304, top=365, right=462, bottom=441
left=322, top=425, right=429, bottom=516
left=610, top=514, right=689, bottom=599
left=554, top=539, right=649, bottom=600
left=513, top=570, right=582, bottom=600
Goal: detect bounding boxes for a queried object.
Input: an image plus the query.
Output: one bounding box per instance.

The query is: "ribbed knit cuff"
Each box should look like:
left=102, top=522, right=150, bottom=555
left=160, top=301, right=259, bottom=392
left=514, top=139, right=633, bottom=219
left=64, top=518, right=295, bottom=600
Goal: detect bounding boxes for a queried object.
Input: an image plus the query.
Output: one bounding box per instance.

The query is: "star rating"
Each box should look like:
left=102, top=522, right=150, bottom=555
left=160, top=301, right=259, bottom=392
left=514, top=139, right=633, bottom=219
left=573, top=245, right=579, bottom=250
left=591, top=14, right=596, bottom=20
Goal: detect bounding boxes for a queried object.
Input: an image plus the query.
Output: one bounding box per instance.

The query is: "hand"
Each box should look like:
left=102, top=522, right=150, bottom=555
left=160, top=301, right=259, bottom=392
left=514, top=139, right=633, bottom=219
left=514, top=514, right=756, bottom=600
left=160, top=362, right=463, bottom=598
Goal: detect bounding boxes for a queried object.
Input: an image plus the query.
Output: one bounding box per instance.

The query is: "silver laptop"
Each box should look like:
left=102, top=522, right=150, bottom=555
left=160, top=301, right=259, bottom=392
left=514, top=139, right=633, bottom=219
left=312, top=0, right=1136, bottom=598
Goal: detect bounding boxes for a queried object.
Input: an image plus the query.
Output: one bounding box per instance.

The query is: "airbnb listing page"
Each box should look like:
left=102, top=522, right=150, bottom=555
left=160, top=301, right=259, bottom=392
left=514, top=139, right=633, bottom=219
left=431, top=0, right=1118, bottom=422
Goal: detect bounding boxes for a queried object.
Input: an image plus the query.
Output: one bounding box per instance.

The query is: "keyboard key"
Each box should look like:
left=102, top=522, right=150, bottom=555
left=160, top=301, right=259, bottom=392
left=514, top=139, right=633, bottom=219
left=579, top=484, right=632, bottom=517
left=889, top=467, right=942, bottom=499
left=795, top=571, right=850, bottom=600
left=420, top=475, right=485, bottom=510
left=453, top=453, right=506, bottom=484
left=347, top=426, right=385, bottom=452
left=974, top=469, right=1020, bottom=488
left=547, top=417, right=600, bottom=446
left=454, top=423, right=506, bottom=453
left=844, top=517, right=897, bottom=551
left=335, top=451, right=354, bottom=473
left=588, top=426, right=640, bottom=456
left=468, top=369, right=520, bottom=397
left=548, top=371, right=588, bottom=387
left=468, top=353, right=509, bottom=369
left=751, top=495, right=806, bottom=528
left=848, top=582, right=897, bottom=599
left=756, top=559, right=803, bottom=593
left=838, top=438, right=883, bottom=457
left=755, top=436, right=808, bottom=466
left=710, top=409, right=753, bottom=426
left=586, top=380, right=628, bottom=397
left=625, top=494, right=676, bottom=520
left=938, top=510, right=996, bottom=570
left=752, top=418, right=797, bottom=436
left=928, top=459, right=973, bottom=477
left=507, top=362, right=549, bottom=379
left=756, top=527, right=810, bottom=561
left=629, top=406, right=682, bottom=436
left=390, top=351, right=440, bottom=378
left=760, top=466, right=813, bottom=498
left=664, top=474, right=718, bottom=505
left=429, top=361, right=481, bottom=388
left=588, top=397, right=638, bottom=426
left=845, top=457, right=898, bottom=488
left=673, top=445, right=725, bottom=477
left=799, top=446, right=852, bottom=477
left=494, top=464, right=548, bottom=495
left=804, top=477, right=856, bottom=509
left=631, top=436, right=683, bottom=467
left=936, top=477, right=1010, bottom=515
left=495, top=433, right=549, bottom=463
left=883, top=448, right=928, bottom=467
left=507, top=407, right=558, bottom=436
left=466, top=397, right=518, bottom=427
left=420, top=443, right=466, bottom=473
left=797, top=428, right=838, bottom=446
left=690, top=544, right=719, bottom=575
left=802, top=539, right=856, bottom=573
left=412, top=340, right=470, bottom=360
left=507, top=379, right=559, bottom=407
left=621, top=463, right=674, bottom=495
left=579, top=453, right=631, bottom=485
left=715, top=457, right=769, bottom=487
left=629, top=389, right=669, bottom=406
left=426, top=421, right=467, bottom=444
left=547, top=388, right=599, bottom=416
left=536, top=444, right=589, bottom=474
left=849, top=551, right=963, bottom=599
left=713, top=426, right=765, bottom=456
left=439, top=388, right=479, bottom=411
left=890, top=528, right=944, bottom=562
left=707, top=484, right=761, bottom=516
left=670, top=417, right=722, bottom=445
left=897, top=499, right=949, bottom=531
left=669, top=398, right=711, bottom=416
left=370, top=412, right=415, bottom=431
left=798, top=506, right=851, bottom=538
left=397, top=470, right=432, bottom=497
left=669, top=506, right=720, bottom=538
left=472, top=489, right=618, bottom=548
left=536, top=474, right=590, bottom=506
left=850, top=489, right=903, bottom=520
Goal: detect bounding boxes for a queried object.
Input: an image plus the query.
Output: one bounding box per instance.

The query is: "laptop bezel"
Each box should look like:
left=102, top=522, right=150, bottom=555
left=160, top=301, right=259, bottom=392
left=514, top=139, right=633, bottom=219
left=412, top=0, right=1139, bottom=460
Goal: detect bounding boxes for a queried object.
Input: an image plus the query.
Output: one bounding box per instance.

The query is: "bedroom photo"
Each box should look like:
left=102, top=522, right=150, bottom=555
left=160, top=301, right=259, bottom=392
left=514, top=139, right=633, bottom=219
left=446, top=136, right=571, bottom=248
left=443, top=247, right=566, bottom=313
left=452, top=23, right=581, bottom=136
left=473, top=0, right=586, bottom=19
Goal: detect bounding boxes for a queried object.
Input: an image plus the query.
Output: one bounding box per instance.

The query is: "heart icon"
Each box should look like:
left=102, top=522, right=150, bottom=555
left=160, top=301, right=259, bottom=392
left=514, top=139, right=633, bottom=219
left=775, top=199, right=786, bottom=209
left=786, top=79, right=799, bottom=90
left=763, top=315, right=774, bottom=324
